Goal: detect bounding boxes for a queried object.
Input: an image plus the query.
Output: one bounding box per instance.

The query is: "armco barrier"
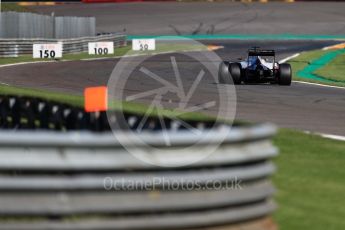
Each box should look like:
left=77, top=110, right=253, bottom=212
left=0, top=34, right=126, bottom=57
left=0, top=124, right=278, bottom=230
left=0, top=95, right=278, bottom=229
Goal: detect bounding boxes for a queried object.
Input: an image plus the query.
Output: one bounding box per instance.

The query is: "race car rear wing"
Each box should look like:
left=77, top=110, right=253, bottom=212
left=248, top=49, right=275, bottom=57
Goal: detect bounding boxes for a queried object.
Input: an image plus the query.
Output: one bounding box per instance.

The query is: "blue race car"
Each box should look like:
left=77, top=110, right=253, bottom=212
left=219, top=47, right=292, bottom=85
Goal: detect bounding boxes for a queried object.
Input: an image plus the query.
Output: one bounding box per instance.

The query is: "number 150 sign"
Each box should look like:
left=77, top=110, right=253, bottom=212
left=33, top=44, right=63, bottom=59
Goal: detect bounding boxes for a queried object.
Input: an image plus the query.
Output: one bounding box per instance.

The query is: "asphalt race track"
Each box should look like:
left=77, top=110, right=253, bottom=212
left=1, top=40, right=344, bottom=136
left=1, top=2, right=344, bottom=135
left=30, top=2, right=345, bottom=35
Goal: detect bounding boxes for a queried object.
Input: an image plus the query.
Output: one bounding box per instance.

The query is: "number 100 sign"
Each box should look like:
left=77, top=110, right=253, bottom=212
left=88, top=42, right=114, bottom=55
left=33, top=43, right=62, bottom=59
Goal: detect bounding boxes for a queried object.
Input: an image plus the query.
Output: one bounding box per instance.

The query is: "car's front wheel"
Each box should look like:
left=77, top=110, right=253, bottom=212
left=278, top=63, right=292, bottom=85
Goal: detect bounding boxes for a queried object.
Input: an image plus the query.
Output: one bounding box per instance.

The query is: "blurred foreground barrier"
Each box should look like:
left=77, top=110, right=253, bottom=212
left=0, top=94, right=278, bottom=229
left=0, top=123, right=278, bottom=230
left=0, top=34, right=126, bottom=57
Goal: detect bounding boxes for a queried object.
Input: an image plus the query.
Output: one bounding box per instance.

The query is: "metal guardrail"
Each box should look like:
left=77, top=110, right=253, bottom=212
left=0, top=94, right=278, bottom=229
left=0, top=34, right=127, bottom=57
left=0, top=123, right=278, bottom=230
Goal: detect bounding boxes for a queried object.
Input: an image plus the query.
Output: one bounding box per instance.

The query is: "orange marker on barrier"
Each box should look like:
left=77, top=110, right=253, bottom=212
left=84, top=86, right=108, bottom=112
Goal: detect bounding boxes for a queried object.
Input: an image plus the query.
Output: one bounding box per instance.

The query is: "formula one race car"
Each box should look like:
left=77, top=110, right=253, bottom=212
left=219, top=47, right=292, bottom=85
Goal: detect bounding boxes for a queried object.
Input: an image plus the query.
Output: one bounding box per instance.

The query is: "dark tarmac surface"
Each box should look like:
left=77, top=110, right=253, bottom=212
left=2, top=2, right=345, bottom=135
left=1, top=40, right=344, bottom=136
left=30, top=2, right=345, bottom=35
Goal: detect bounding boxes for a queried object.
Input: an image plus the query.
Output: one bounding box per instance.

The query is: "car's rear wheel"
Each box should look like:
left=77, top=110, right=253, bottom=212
left=218, top=61, right=231, bottom=84
left=278, top=63, right=292, bottom=85
left=229, top=63, right=242, bottom=85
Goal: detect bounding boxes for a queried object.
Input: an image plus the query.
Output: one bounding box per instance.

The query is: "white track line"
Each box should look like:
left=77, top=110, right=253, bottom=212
left=320, top=134, right=345, bottom=142
left=0, top=60, right=55, bottom=68
left=292, top=80, right=345, bottom=89
left=304, top=131, right=345, bottom=142
left=81, top=50, right=181, bottom=61
left=279, top=53, right=300, bottom=63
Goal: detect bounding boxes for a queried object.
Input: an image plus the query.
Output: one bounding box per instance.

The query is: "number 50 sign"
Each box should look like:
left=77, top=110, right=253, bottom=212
left=132, top=39, right=156, bottom=51
left=33, top=43, right=62, bottom=59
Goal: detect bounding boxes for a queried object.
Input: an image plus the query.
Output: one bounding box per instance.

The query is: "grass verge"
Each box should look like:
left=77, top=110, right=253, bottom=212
left=273, top=129, right=345, bottom=230
left=1, top=3, right=31, bottom=12
left=0, top=84, right=83, bottom=107
left=288, top=49, right=345, bottom=87
left=315, top=52, right=345, bottom=83
left=0, top=84, right=215, bottom=122
left=0, top=43, right=206, bottom=66
left=0, top=46, right=131, bottom=66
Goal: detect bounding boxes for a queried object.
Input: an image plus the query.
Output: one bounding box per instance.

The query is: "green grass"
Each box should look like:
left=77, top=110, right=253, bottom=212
left=63, top=46, right=131, bottom=61
left=0, top=46, right=131, bottom=66
left=288, top=49, right=345, bottom=87
left=1, top=3, right=31, bottom=12
left=288, top=50, right=328, bottom=76
left=315, top=52, right=345, bottom=83
left=114, top=101, right=216, bottom=122
left=273, top=129, right=345, bottom=230
left=0, top=84, right=216, bottom=122
left=0, top=43, right=206, bottom=66
left=0, top=84, right=83, bottom=107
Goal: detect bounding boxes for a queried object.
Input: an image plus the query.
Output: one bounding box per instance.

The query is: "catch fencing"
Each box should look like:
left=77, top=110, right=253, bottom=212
left=0, top=34, right=127, bottom=57
left=0, top=11, right=96, bottom=39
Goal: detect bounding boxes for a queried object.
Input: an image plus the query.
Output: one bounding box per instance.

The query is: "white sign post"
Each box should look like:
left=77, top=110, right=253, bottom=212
left=88, top=42, right=114, bottom=55
left=33, top=43, right=62, bottom=59
left=132, top=39, right=156, bottom=51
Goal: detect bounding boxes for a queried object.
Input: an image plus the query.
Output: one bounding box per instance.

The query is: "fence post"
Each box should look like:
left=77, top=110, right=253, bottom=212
left=51, top=12, right=55, bottom=39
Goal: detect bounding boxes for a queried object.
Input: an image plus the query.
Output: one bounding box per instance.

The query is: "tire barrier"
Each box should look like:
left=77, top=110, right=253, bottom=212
left=0, top=95, right=101, bottom=131
left=0, top=95, right=278, bottom=229
left=0, top=34, right=126, bottom=57
left=0, top=95, right=232, bottom=132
